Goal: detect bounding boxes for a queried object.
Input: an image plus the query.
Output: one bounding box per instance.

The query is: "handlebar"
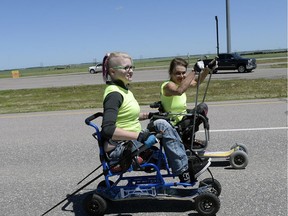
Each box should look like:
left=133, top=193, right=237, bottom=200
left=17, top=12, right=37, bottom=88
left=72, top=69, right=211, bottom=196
left=85, top=112, right=103, bottom=125
left=150, top=101, right=161, bottom=109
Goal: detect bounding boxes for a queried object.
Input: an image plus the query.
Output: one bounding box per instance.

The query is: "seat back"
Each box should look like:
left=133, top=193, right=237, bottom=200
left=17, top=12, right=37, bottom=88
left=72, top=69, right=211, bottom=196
left=85, top=112, right=109, bottom=163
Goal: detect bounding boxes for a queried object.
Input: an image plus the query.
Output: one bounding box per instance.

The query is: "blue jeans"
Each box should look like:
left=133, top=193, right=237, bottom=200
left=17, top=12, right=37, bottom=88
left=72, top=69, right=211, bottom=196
left=152, top=119, right=188, bottom=175
left=108, top=140, right=142, bottom=165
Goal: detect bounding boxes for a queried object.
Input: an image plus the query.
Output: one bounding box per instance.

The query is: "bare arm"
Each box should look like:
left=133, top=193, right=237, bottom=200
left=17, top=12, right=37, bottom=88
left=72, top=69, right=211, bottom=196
left=191, top=67, right=211, bottom=87
left=163, top=71, right=196, bottom=96
left=139, top=112, right=149, bottom=121
left=111, top=128, right=139, bottom=140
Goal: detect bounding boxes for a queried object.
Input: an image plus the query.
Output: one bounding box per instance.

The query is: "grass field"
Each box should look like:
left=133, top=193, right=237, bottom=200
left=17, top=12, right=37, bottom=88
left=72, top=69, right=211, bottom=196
left=0, top=78, right=286, bottom=114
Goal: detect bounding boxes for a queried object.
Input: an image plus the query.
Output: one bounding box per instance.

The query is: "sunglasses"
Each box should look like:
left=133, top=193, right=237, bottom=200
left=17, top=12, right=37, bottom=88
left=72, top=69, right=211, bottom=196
left=112, top=65, right=135, bottom=71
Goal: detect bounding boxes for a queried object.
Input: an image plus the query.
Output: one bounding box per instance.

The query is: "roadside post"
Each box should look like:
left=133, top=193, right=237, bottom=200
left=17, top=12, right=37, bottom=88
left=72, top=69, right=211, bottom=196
left=11, top=70, right=20, bottom=78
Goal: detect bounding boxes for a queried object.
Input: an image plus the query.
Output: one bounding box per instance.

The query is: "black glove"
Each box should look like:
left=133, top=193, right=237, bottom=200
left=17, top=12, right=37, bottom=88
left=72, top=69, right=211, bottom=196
left=150, top=101, right=161, bottom=108
left=137, top=129, right=157, bottom=147
left=148, top=112, right=159, bottom=119
left=208, top=57, right=218, bottom=70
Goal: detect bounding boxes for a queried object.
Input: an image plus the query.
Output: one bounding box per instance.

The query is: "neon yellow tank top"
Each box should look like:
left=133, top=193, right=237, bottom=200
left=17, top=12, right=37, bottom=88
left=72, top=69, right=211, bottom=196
left=103, top=85, right=141, bottom=132
left=160, top=81, right=187, bottom=125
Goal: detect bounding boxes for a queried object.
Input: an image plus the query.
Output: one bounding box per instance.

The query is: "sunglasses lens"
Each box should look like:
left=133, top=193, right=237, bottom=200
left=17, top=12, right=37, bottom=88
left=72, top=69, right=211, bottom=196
left=124, top=66, right=134, bottom=70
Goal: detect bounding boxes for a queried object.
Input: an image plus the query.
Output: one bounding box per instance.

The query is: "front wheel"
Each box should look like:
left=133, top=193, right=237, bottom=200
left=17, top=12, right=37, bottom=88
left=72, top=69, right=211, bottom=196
left=237, top=65, right=246, bottom=73
left=230, top=151, right=249, bottom=169
left=199, top=178, right=222, bottom=196
left=83, top=193, right=107, bottom=216
left=195, top=192, right=220, bottom=216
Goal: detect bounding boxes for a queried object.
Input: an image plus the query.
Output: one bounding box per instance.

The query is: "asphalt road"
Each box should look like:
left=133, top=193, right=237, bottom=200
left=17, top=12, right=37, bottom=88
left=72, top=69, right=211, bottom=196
left=0, top=67, right=287, bottom=90
left=0, top=98, right=287, bottom=216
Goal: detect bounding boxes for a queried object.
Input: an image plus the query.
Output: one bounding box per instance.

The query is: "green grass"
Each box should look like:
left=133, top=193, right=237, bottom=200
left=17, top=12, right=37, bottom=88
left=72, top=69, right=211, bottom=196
left=270, top=63, right=287, bottom=68
left=0, top=65, right=90, bottom=78
left=0, top=79, right=286, bottom=114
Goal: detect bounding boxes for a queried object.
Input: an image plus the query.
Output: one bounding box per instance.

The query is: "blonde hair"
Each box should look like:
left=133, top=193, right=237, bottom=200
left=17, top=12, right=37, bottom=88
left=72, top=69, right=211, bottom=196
left=102, top=52, right=133, bottom=82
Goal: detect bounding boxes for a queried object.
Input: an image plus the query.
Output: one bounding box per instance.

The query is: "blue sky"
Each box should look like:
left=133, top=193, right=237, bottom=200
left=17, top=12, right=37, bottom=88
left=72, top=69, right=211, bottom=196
left=1, top=0, right=287, bottom=70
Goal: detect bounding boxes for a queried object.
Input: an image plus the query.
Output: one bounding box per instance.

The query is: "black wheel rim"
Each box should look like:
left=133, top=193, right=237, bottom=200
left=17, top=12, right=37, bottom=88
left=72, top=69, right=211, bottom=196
left=199, top=197, right=215, bottom=214
left=88, top=199, right=100, bottom=213
left=234, top=155, right=244, bottom=165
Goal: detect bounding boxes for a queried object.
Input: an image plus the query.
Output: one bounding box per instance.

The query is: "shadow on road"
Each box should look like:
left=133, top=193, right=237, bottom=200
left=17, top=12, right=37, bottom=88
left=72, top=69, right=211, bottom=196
left=210, top=160, right=231, bottom=167
left=214, top=70, right=253, bottom=74
left=61, top=190, right=199, bottom=216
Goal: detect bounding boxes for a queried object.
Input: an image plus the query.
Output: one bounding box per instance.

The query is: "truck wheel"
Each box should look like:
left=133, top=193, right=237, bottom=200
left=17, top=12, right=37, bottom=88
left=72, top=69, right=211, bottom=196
left=237, top=65, right=246, bottom=73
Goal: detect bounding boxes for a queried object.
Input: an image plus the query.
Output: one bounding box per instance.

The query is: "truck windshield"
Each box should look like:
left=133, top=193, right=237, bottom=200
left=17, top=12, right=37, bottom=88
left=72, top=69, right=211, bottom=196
left=233, top=53, right=242, bottom=59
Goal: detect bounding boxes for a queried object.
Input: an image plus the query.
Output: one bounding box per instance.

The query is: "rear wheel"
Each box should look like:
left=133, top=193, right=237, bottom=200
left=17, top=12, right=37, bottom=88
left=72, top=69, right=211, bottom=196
left=195, top=192, right=220, bottom=216
left=83, top=193, right=107, bottom=216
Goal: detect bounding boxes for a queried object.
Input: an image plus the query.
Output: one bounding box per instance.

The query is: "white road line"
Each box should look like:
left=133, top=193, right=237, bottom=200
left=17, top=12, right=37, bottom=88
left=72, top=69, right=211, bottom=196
left=200, top=127, right=288, bottom=132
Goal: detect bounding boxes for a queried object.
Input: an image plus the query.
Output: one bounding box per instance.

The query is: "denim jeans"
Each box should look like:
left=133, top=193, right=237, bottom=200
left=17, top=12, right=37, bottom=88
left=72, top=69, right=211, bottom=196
left=108, top=140, right=142, bottom=165
left=152, top=119, right=188, bottom=175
